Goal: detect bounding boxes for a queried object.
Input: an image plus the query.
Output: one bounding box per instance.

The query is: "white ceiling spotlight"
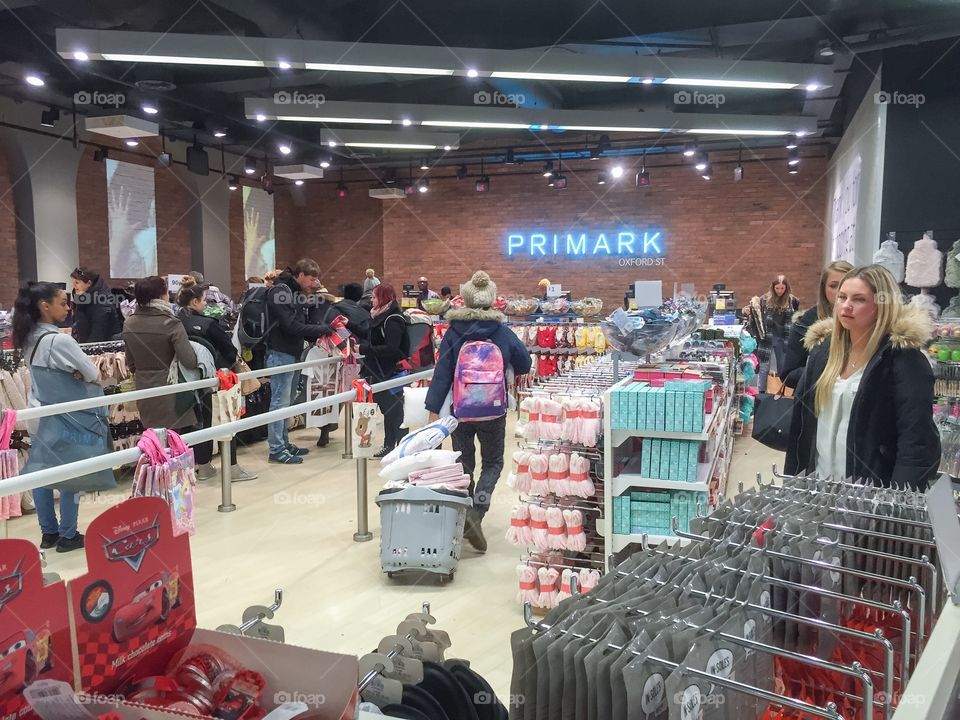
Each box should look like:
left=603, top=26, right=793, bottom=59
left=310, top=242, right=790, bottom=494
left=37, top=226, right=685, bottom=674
left=256, top=113, right=266, bottom=122
left=401, top=118, right=412, bottom=126
left=278, top=60, right=291, bottom=69
left=24, top=73, right=44, bottom=87
left=141, top=103, right=158, bottom=115
left=610, top=165, right=625, bottom=179
left=278, top=143, right=292, bottom=155
left=294, top=179, right=304, bottom=185
left=57, top=28, right=834, bottom=90
left=73, top=51, right=89, bottom=61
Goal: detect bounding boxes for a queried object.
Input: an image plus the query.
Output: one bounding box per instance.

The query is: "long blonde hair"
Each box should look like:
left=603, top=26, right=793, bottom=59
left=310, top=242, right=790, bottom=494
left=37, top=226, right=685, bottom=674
left=814, top=264, right=903, bottom=415
left=816, top=260, right=855, bottom=320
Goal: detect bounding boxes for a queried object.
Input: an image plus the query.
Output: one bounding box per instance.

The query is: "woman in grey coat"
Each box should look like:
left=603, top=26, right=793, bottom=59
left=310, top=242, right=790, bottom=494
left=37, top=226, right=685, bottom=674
left=122, top=276, right=199, bottom=431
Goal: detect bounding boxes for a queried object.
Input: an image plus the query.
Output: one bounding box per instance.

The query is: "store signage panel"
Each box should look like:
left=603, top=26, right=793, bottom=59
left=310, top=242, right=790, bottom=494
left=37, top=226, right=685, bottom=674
left=506, top=230, right=665, bottom=263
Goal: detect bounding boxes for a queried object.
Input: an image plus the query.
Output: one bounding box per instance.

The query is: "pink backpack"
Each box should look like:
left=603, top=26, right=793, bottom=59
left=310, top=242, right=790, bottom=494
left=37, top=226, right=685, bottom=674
left=453, top=340, right=507, bottom=421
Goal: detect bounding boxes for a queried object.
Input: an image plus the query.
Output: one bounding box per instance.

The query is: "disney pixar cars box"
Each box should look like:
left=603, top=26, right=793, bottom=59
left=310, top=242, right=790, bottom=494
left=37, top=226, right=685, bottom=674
left=59, top=497, right=358, bottom=720
left=0, top=540, right=75, bottom=720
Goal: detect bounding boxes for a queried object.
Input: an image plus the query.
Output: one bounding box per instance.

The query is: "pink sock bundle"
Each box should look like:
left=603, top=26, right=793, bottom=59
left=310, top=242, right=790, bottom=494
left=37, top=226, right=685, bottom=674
left=545, top=506, right=567, bottom=550
left=579, top=399, right=602, bottom=447
left=560, top=399, right=580, bottom=443
left=537, top=567, right=560, bottom=608
left=538, top=398, right=564, bottom=441
left=556, top=568, right=574, bottom=603
left=515, top=452, right=531, bottom=493
left=578, top=568, right=601, bottom=593
left=547, top=453, right=570, bottom=496
left=563, top=510, right=586, bottom=551
left=517, top=565, right=539, bottom=604
left=521, top=397, right=541, bottom=440
left=568, top=453, right=595, bottom=498
left=505, top=505, right=532, bottom=546
left=528, top=454, right=550, bottom=496
left=529, top=504, right=549, bottom=549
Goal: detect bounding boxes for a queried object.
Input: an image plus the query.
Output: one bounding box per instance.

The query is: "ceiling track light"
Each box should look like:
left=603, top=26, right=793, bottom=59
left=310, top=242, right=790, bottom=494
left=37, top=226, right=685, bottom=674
left=785, top=134, right=798, bottom=150
left=417, top=178, right=430, bottom=193
left=213, top=129, right=227, bottom=138
left=456, top=164, right=468, bottom=180
left=475, top=159, right=489, bottom=192
left=228, top=175, right=239, bottom=191
left=817, top=39, right=835, bottom=58
left=683, top=142, right=696, bottom=157
left=141, top=103, right=158, bottom=115
left=244, top=159, right=256, bottom=175
left=694, top=152, right=708, bottom=172
left=787, top=148, right=800, bottom=166
left=701, top=163, right=713, bottom=180
left=419, top=157, right=429, bottom=170
left=24, top=73, right=44, bottom=87
left=542, top=159, right=554, bottom=177
left=504, top=148, right=516, bottom=165
left=597, top=173, right=607, bottom=185
left=551, top=157, right=567, bottom=189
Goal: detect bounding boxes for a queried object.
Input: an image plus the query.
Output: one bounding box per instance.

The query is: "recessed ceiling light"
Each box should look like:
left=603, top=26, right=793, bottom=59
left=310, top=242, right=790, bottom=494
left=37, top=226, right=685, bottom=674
left=319, top=156, right=331, bottom=168
left=422, top=120, right=530, bottom=130
left=401, top=118, right=412, bottom=126
left=443, top=144, right=452, bottom=151
left=466, top=68, right=479, bottom=78
left=689, top=128, right=790, bottom=136
left=279, top=144, right=291, bottom=155
left=256, top=113, right=266, bottom=122
left=641, top=78, right=654, bottom=85
left=327, top=140, right=337, bottom=147
left=304, top=62, right=453, bottom=75
left=213, top=130, right=227, bottom=138
left=796, top=130, right=808, bottom=137
left=491, top=71, right=630, bottom=83
left=278, top=60, right=291, bottom=69
left=805, top=83, right=820, bottom=92
left=295, top=179, right=304, bottom=186
left=610, top=165, right=624, bottom=179
left=25, top=74, right=44, bottom=87
left=142, top=104, right=158, bottom=115
left=74, top=51, right=89, bottom=61
left=125, top=139, right=138, bottom=147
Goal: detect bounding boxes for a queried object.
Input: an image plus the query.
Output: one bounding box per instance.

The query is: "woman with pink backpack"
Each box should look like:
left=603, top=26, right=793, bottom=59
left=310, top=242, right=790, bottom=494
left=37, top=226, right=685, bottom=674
left=425, top=271, right=532, bottom=552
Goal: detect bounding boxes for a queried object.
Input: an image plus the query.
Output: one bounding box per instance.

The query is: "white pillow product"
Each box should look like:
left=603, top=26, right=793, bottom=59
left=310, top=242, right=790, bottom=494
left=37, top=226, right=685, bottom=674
left=379, top=450, right=461, bottom=483
left=400, top=386, right=430, bottom=429
left=380, top=416, right=459, bottom=464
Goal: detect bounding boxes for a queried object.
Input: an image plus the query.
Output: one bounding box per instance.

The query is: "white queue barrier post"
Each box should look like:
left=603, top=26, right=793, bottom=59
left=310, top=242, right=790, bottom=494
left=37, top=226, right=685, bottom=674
left=352, top=369, right=435, bottom=544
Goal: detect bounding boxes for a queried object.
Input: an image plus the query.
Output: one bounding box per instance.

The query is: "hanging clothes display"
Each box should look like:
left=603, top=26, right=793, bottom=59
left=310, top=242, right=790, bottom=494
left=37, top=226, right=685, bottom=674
left=873, top=234, right=906, bottom=283
left=904, top=231, right=943, bottom=287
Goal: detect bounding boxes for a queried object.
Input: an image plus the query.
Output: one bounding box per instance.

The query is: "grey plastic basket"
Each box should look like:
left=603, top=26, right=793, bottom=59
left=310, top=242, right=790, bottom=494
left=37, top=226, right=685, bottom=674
left=375, top=485, right=473, bottom=582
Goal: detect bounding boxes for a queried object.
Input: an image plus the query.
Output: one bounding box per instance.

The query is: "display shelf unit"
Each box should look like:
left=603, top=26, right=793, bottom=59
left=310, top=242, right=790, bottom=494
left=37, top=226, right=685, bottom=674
left=602, top=364, right=735, bottom=565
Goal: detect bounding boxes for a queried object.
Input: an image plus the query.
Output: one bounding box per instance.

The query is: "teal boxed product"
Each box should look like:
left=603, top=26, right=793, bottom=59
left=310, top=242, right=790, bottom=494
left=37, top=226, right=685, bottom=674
left=651, top=439, right=662, bottom=478
left=641, top=438, right=652, bottom=478
left=654, top=389, right=666, bottom=431
left=638, top=386, right=650, bottom=429
left=682, top=391, right=694, bottom=433
left=665, top=390, right=677, bottom=432
left=670, top=441, right=681, bottom=481
left=691, top=391, right=705, bottom=432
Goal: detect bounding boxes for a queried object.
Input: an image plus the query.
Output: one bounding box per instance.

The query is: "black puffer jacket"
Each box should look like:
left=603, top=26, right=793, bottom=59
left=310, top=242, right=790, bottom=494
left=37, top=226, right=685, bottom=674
left=785, top=306, right=940, bottom=489
left=781, top=306, right=817, bottom=389
left=177, top=308, right=237, bottom=369
left=72, top=276, right=122, bottom=343
left=265, top=272, right=332, bottom=358
left=360, top=303, right=408, bottom=382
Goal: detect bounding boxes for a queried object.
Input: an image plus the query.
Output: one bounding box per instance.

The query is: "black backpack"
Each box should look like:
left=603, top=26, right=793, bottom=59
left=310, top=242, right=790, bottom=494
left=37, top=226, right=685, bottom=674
left=238, top=286, right=272, bottom=347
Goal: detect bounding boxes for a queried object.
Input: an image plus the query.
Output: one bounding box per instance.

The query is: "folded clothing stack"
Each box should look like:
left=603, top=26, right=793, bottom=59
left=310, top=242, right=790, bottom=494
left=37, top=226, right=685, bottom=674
left=379, top=449, right=469, bottom=494
left=408, top=462, right=471, bottom=492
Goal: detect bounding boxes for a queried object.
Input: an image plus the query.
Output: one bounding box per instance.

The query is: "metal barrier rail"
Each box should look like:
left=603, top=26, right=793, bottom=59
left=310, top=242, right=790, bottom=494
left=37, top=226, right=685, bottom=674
left=14, top=356, right=345, bottom=421
left=1, top=366, right=434, bottom=537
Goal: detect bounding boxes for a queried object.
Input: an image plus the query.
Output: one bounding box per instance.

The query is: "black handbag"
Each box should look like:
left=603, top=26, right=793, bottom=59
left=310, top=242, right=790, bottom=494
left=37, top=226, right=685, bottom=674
left=752, top=389, right=794, bottom=451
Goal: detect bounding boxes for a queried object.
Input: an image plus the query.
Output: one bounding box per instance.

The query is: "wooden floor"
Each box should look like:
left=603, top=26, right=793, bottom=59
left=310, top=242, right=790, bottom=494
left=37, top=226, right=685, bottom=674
left=7, top=418, right=784, bottom=700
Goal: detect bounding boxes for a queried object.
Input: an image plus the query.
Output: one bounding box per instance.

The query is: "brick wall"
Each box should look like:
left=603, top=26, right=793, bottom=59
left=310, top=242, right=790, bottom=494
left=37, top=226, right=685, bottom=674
left=76, top=139, right=195, bottom=287
left=380, top=152, right=828, bottom=312
left=0, top=149, right=19, bottom=307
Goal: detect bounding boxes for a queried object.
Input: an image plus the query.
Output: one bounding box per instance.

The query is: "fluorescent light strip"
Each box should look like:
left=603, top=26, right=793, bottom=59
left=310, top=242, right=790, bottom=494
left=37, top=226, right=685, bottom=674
left=688, top=128, right=791, bottom=136
left=422, top=120, right=531, bottom=129
left=343, top=142, right=438, bottom=150
left=491, top=71, right=631, bottom=83
left=102, top=53, right=264, bottom=67
left=663, top=78, right=798, bottom=90
left=274, top=115, right=393, bottom=124
left=305, top=62, right=453, bottom=75
left=560, top=125, right=666, bottom=133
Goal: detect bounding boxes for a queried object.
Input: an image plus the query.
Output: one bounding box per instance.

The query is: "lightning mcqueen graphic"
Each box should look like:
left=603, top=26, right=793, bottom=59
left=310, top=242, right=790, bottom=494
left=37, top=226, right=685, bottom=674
left=112, top=571, right=180, bottom=643
left=0, top=628, right=52, bottom=695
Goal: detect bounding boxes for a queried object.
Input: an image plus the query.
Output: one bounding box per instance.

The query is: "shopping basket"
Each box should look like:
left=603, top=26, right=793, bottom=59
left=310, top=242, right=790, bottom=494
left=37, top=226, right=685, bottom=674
left=375, top=485, right=472, bottom=583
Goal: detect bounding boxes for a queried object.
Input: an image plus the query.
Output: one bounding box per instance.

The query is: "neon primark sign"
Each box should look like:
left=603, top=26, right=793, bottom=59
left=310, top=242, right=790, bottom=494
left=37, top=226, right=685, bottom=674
left=506, top=229, right=664, bottom=261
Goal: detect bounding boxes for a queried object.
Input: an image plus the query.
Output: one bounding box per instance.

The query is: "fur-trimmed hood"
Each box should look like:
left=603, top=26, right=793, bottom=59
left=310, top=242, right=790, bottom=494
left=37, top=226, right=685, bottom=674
left=803, top=304, right=932, bottom=351
left=445, top=306, right=505, bottom=323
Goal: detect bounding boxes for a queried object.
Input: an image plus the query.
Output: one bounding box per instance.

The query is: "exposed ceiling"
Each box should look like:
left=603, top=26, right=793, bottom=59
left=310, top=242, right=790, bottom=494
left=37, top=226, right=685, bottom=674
left=1, top=0, right=959, bottom=172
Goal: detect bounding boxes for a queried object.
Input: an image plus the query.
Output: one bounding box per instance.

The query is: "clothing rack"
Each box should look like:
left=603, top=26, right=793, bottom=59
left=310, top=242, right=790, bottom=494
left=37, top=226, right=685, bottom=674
left=511, top=470, right=945, bottom=720
left=358, top=601, right=432, bottom=692
left=79, top=340, right=125, bottom=354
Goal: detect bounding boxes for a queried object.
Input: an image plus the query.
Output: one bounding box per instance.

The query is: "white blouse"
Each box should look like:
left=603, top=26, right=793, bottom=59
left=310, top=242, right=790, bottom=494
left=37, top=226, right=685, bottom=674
left=815, top=369, right=864, bottom=481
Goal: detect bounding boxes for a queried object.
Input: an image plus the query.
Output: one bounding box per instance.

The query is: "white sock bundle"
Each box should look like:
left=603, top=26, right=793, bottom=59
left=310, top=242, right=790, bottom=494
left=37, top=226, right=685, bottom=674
left=529, top=504, right=549, bottom=549
left=545, top=506, right=567, bottom=550
left=537, top=567, right=560, bottom=608
left=505, top=505, right=532, bottom=546
left=517, top=564, right=539, bottom=604
left=528, top=454, right=550, bottom=496
left=556, top=568, right=574, bottom=603
left=548, top=453, right=570, bottom=496
left=578, top=568, right=601, bottom=593
left=515, top=452, right=531, bottom=494
left=568, top=453, right=595, bottom=498
left=563, top=509, right=586, bottom=551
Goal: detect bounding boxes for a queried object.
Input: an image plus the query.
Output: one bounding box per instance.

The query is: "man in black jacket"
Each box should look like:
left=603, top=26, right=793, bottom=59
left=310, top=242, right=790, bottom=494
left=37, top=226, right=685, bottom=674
left=334, top=283, right=371, bottom=342
left=265, top=259, right=333, bottom=465
left=71, top=267, right=122, bottom=343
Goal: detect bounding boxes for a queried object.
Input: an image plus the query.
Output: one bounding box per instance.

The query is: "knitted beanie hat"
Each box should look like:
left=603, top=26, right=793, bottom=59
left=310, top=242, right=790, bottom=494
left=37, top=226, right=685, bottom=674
left=460, top=270, right=497, bottom=309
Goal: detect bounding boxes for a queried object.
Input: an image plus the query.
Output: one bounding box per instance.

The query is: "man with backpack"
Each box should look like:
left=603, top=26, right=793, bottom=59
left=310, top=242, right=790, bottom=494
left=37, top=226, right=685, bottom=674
left=425, top=270, right=532, bottom=552
left=263, top=259, right=335, bottom=465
